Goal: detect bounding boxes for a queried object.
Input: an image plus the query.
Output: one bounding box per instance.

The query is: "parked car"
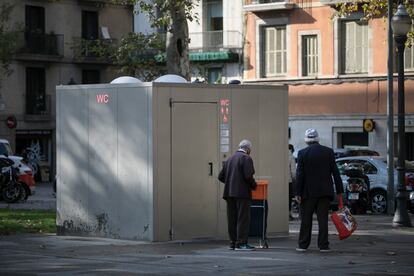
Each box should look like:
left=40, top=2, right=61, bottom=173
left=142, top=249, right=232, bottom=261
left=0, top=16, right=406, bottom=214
left=0, top=139, right=36, bottom=200
left=336, top=156, right=412, bottom=214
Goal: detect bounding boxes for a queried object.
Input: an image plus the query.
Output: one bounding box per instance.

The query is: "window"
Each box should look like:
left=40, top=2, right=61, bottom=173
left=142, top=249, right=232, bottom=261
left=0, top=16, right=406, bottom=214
left=82, top=11, right=98, bottom=40
left=264, top=26, right=286, bottom=77
left=82, top=70, right=100, bottom=84
left=341, top=20, right=368, bottom=74
left=302, top=35, right=318, bottom=76
left=25, top=5, right=45, bottom=53
left=205, top=0, right=223, bottom=31
left=405, top=38, right=414, bottom=71
left=26, top=67, right=46, bottom=115
left=207, top=68, right=222, bottom=84
left=204, top=0, right=223, bottom=47
left=337, top=132, right=368, bottom=148
left=336, top=159, right=377, bottom=175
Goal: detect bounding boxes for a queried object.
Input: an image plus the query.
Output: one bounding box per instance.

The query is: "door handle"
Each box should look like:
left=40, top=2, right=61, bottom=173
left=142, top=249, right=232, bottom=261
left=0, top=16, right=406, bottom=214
left=208, top=162, right=213, bottom=176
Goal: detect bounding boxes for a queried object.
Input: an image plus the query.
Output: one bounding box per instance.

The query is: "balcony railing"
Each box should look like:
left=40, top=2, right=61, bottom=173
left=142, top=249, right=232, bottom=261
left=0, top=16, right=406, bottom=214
left=17, top=32, right=64, bottom=56
left=189, top=31, right=242, bottom=51
left=71, top=38, right=117, bottom=63
left=25, top=94, right=52, bottom=121
left=244, top=0, right=294, bottom=12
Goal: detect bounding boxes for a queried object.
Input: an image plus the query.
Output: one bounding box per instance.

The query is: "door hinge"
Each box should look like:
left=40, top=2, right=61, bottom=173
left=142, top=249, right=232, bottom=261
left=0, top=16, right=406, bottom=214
left=169, top=229, right=173, bottom=240
left=169, top=98, right=173, bottom=108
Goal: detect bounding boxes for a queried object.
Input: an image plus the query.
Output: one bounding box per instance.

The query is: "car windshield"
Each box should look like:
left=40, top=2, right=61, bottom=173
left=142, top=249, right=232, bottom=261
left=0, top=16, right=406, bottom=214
left=0, top=142, right=13, bottom=156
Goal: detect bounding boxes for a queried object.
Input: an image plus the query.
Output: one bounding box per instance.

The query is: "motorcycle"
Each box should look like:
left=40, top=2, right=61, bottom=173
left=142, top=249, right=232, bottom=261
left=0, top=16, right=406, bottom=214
left=344, top=163, right=370, bottom=214
left=0, top=156, right=22, bottom=203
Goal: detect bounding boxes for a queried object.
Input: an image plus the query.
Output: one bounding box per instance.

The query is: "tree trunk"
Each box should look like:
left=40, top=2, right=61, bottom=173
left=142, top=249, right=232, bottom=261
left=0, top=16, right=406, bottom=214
left=166, top=5, right=190, bottom=80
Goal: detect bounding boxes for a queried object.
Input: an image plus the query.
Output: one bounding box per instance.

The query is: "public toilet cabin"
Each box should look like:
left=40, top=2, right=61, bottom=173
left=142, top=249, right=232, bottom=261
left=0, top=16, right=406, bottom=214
left=56, top=81, right=288, bottom=241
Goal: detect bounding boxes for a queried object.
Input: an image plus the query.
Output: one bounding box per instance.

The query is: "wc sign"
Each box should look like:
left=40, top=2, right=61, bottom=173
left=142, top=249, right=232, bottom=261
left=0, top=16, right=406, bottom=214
left=96, top=94, right=109, bottom=104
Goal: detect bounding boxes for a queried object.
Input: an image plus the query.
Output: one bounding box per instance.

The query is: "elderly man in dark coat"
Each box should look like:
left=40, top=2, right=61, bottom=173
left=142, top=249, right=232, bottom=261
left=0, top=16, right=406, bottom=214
left=218, top=139, right=257, bottom=251
left=295, top=128, right=343, bottom=253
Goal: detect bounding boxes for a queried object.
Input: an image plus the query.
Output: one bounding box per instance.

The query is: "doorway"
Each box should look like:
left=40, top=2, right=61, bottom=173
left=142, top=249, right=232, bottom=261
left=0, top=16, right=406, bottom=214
left=171, top=102, right=219, bottom=240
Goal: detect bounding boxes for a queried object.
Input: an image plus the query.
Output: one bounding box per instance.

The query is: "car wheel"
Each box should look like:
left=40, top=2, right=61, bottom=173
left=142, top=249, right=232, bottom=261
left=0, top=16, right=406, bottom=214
left=370, top=190, right=387, bottom=214
left=2, top=182, right=21, bottom=203
left=19, top=184, right=29, bottom=201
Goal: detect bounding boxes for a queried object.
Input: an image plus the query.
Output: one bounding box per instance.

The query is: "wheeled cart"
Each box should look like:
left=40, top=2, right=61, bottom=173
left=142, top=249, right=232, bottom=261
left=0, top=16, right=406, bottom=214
left=249, top=180, right=269, bottom=249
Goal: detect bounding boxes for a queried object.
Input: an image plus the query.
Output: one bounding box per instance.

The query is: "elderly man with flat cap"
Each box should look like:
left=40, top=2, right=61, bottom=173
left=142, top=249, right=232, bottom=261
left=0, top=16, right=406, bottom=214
left=219, top=139, right=257, bottom=251
left=295, top=128, right=343, bottom=253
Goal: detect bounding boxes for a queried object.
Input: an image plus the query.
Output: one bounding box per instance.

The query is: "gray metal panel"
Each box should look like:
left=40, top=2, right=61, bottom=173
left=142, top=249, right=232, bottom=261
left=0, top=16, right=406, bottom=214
left=87, top=87, right=118, bottom=237
left=171, top=102, right=219, bottom=240
left=56, top=87, right=90, bottom=232
left=116, top=86, right=153, bottom=240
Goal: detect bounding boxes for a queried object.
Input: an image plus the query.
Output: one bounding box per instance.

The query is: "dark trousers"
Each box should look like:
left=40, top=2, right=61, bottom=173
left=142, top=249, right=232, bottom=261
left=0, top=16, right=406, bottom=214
left=226, top=197, right=251, bottom=245
left=298, top=197, right=330, bottom=249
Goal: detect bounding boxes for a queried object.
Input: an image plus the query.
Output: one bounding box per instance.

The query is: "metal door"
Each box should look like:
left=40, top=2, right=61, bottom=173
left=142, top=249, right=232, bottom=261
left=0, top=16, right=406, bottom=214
left=171, top=102, right=218, bottom=240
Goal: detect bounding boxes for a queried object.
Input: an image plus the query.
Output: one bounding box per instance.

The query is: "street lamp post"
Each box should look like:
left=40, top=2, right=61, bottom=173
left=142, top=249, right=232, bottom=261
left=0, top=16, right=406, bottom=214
left=391, top=4, right=412, bottom=227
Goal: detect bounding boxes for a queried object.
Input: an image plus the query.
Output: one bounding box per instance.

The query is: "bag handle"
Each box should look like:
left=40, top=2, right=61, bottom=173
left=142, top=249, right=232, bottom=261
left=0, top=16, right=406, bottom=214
left=337, top=194, right=343, bottom=209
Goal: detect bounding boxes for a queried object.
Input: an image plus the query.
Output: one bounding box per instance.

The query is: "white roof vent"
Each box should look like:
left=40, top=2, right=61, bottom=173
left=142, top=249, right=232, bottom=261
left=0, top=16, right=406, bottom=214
left=153, top=74, right=187, bottom=83
left=110, top=76, right=142, bottom=84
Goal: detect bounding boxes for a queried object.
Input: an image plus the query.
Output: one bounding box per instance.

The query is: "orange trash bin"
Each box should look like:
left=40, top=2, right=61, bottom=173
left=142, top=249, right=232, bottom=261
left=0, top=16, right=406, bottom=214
left=252, top=180, right=269, bottom=200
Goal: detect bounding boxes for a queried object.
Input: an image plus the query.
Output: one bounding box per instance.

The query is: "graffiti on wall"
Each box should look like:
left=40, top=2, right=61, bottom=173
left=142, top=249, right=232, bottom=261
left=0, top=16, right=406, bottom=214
left=26, top=141, right=42, bottom=176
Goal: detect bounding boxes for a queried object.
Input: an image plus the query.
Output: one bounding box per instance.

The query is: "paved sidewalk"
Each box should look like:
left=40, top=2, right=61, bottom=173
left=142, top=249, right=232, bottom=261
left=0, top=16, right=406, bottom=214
left=1, top=214, right=414, bottom=275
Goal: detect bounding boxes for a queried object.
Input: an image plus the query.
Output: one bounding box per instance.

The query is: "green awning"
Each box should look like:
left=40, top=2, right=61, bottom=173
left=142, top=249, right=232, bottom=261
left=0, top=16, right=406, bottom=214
left=154, top=51, right=239, bottom=63
left=189, top=51, right=239, bottom=62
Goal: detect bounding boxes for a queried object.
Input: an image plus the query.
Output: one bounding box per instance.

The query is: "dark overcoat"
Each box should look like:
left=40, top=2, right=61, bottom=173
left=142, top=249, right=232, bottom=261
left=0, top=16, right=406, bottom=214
left=218, top=150, right=257, bottom=199
left=295, top=143, right=343, bottom=200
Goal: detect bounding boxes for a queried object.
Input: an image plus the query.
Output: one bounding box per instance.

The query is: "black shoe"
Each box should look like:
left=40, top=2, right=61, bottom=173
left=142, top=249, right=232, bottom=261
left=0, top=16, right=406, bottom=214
left=320, top=247, right=331, bottom=253
left=296, top=247, right=307, bottom=252
left=228, top=242, right=236, bottom=250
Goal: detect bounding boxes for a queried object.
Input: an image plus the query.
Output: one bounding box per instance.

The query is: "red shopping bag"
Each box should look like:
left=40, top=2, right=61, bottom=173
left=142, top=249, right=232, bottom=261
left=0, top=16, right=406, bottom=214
left=330, top=196, right=357, bottom=240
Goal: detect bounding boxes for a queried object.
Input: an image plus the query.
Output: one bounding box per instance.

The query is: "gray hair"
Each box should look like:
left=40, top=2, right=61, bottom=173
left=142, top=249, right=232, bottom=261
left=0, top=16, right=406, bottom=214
left=238, top=139, right=252, bottom=150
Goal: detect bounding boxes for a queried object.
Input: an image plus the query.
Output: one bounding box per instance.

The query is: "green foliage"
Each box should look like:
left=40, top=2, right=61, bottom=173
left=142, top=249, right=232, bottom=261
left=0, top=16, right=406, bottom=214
left=115, top=0, right=199, bottom=31
left=335, top=1, right=414, bottom=47
left=0, top=2, right=22, bottom=88
left=107, top=0, right=198, bottom=78
left=71, top=32, right=166, bottom=81
left=114, top=32, right=166, bottom=81
left=0, top=209, right=56, bottom=235
left=72, top=0, right=200, bottom=79
left=335, top=0, right=414, bottom=20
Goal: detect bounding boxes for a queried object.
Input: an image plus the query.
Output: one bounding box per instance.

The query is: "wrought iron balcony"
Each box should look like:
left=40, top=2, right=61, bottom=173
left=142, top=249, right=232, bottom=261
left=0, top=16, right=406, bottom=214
left=244, top=0, right=294, bottom=12
left=17, top=32, right=64, bottom=57
left=189, top=31, right=242, bottom=51
left=71, top=37, right=117, bottom=63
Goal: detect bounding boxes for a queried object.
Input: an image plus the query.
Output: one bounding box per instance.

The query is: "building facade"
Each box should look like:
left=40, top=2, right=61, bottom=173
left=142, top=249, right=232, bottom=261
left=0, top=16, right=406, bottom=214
left=0, top=0, right=133, bottom=181
left=134, top=0, right=244, bottom=83
left=243, top=0, right=414, bottom=159
left=188, top=0, right=244, bottom=83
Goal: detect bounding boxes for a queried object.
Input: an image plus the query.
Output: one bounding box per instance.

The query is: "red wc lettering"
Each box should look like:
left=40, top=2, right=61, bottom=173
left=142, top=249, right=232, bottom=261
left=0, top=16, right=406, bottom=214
left=96, top=94, right=109, bottom=104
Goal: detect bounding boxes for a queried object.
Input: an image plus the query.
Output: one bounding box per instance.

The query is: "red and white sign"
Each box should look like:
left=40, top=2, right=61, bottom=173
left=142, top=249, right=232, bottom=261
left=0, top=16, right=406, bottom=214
left=96, top=94, right=109, bottom=104
left=5, top=115, right=17, bottom=129
left=220, top=99, right=230, bottom=123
